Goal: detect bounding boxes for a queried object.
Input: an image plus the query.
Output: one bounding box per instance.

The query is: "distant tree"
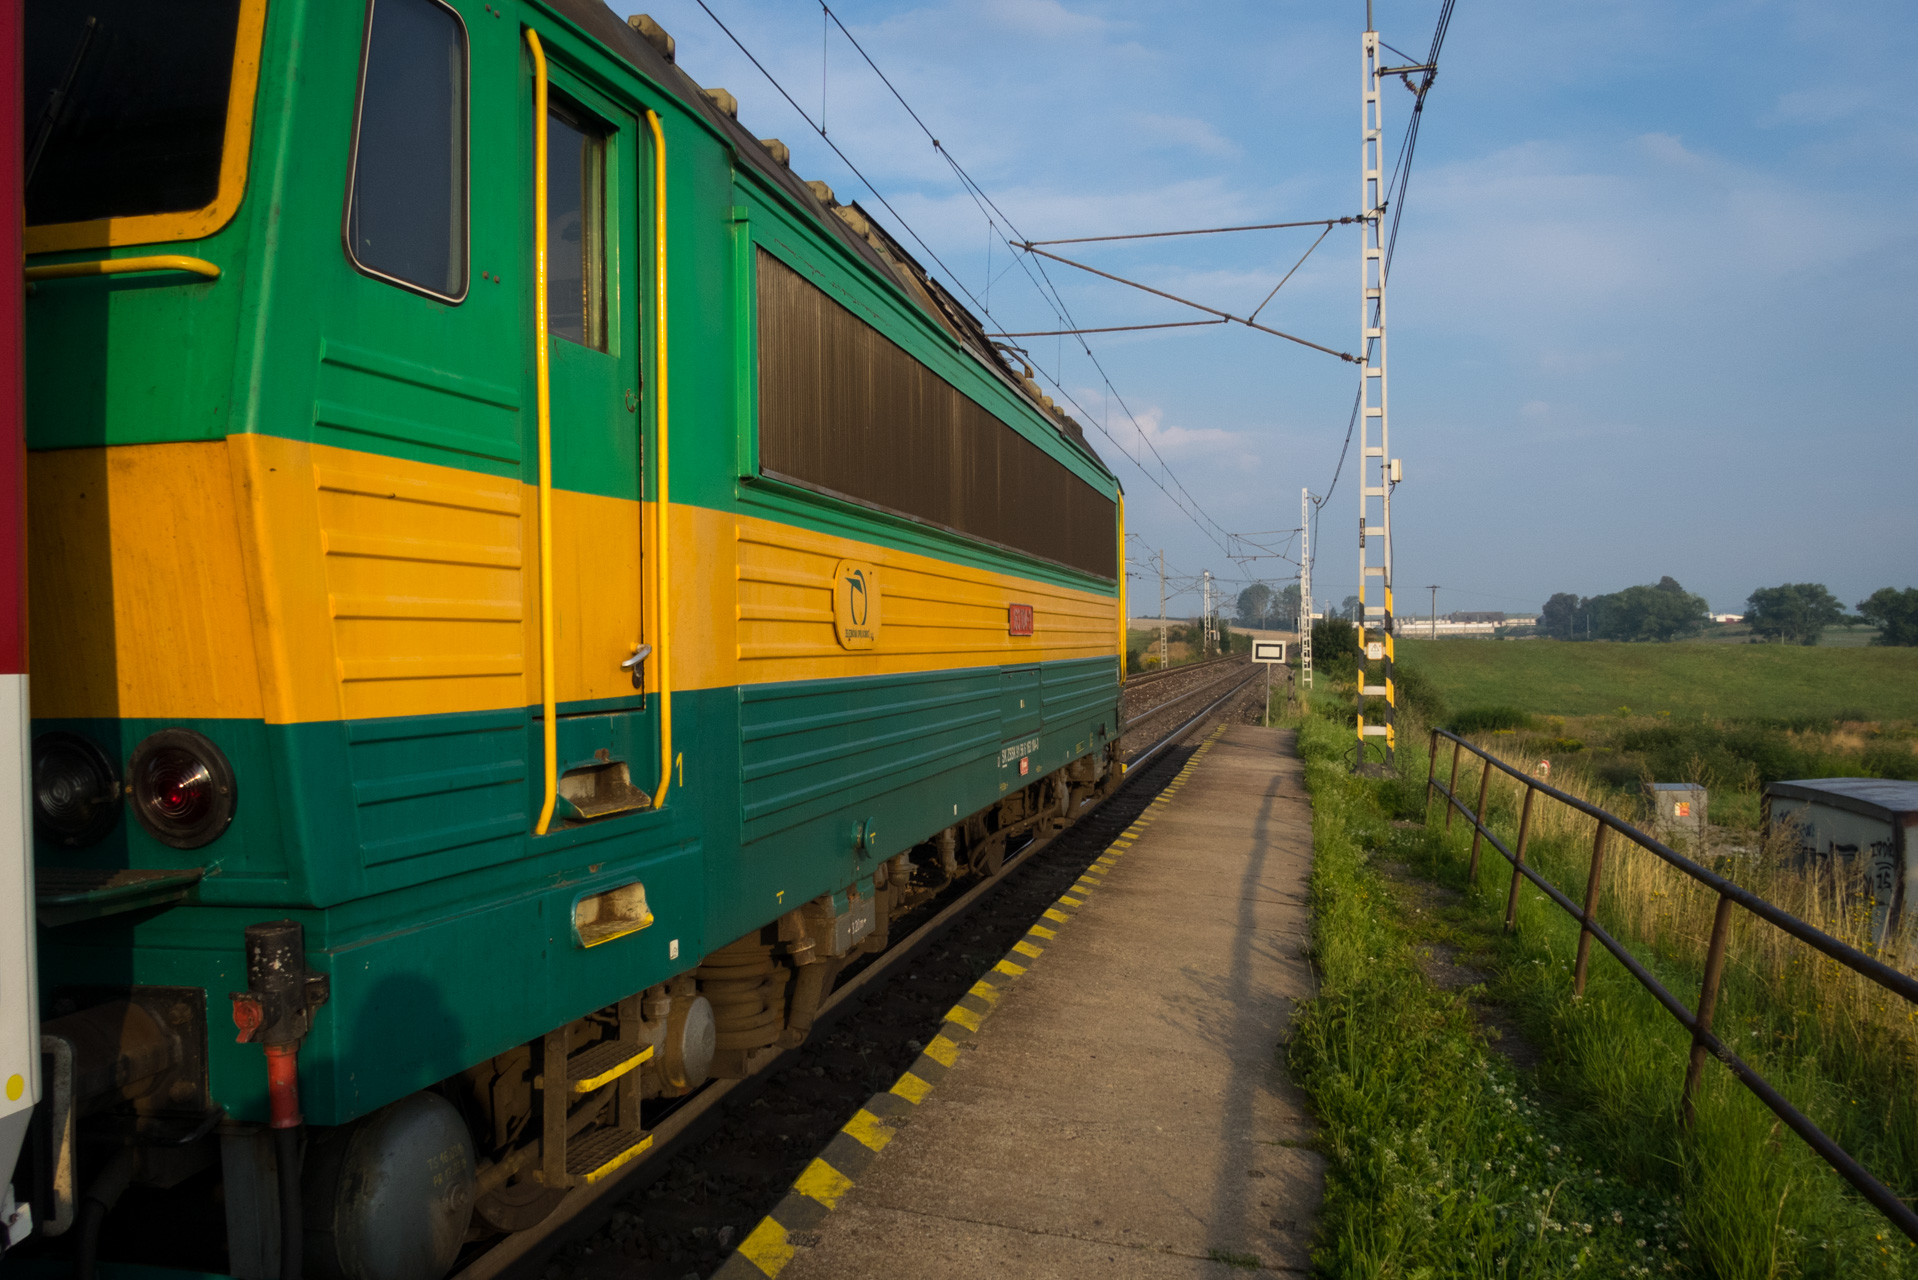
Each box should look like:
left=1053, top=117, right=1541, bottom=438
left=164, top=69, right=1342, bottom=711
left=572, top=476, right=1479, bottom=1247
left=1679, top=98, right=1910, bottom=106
left=1274, top=583, right=1302, bottom=629
left=1311, top=616, right=1361, bottom=674
left=1859, top=587, right=1918, bottom=646
left=1587, top=576, right=1707, bottom=642
left=1340, top=595, right=1363, bottom=624
left=1235, top=583, right=1273, bottom=628
left=1540, top=592, right=1583, bottom=640
left=1745, top=583, right=1844, bottom=645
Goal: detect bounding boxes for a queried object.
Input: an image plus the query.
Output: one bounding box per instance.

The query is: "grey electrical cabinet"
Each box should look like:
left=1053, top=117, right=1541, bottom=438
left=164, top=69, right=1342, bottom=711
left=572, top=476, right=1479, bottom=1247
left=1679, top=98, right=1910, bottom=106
left=1644, top=782, right=1708, bottom=847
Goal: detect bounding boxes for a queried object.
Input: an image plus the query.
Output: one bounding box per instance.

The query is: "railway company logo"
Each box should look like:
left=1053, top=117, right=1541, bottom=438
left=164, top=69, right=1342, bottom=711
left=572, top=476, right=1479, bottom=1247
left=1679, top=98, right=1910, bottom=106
left=832, top=559, right=881, bottom=650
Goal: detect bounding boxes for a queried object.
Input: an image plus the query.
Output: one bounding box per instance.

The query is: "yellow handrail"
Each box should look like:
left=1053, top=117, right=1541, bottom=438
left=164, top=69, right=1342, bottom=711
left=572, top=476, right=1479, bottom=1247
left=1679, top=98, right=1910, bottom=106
left=645, top=108, right=673, bottom=808
left=24, top=255, right=220, bottom=282
left=528, top=29, right=560, bottom=836
left=1116, top=492, right=1126, bottom=678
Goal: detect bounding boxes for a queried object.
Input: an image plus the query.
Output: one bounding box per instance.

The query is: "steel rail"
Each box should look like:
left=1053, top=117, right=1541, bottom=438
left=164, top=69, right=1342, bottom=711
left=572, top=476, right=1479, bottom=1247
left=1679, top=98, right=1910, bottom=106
left=1428, top=730, right=1918, bottom=1244
left=1125, top=662, right=1256, bottom=730
left=454, top=676, right=1258, bottom=1280
left=1122, top=652, right=1244, bottom=690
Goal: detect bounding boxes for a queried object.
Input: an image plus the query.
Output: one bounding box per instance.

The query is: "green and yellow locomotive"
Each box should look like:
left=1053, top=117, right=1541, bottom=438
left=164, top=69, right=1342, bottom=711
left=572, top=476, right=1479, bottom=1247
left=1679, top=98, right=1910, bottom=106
left=10, top=0, right=1123, bottom=1273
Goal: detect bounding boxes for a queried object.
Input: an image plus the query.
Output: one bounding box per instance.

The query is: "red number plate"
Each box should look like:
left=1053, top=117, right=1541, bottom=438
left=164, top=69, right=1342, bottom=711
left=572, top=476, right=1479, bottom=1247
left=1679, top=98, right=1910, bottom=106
left=1008, top=603, right=1034, bottom=636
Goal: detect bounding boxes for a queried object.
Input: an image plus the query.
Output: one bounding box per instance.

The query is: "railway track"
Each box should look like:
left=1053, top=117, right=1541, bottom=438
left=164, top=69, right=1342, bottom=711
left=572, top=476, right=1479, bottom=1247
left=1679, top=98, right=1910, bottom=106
left=1120, top=652, right=1242, bottom=690
left=457, top=668, right=1265, bottom=1280
left=1121, top=655, right=1262, bottom=756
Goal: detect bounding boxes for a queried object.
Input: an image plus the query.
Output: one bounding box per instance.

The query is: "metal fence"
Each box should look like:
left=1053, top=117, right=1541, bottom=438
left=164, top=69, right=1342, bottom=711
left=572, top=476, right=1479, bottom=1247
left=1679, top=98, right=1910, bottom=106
left=1425, top=728, right=1918, bottom=1243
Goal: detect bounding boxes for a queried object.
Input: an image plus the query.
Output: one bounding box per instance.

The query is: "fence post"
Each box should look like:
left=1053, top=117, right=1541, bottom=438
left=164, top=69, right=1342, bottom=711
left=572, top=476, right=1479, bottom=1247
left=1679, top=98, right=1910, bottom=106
left=1503, top=784, right=1536, bottom=932
left=1682, top=893, right=1736, bottom=1127
left=1444, top=737, right=1463, bottom=832
left=1425, top=729, right=1439, bottom=815
left=1573, top=822, right=1609, bottom=997
left=1466, top=755, right=1494, bottom=880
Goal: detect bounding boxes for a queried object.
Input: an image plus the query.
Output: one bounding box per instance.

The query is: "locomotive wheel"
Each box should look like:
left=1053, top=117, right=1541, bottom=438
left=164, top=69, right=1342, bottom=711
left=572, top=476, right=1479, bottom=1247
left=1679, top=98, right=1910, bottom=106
left=973, top=832, right=1007, bottom=876
left=474, top=1175, right=567, bottom=1232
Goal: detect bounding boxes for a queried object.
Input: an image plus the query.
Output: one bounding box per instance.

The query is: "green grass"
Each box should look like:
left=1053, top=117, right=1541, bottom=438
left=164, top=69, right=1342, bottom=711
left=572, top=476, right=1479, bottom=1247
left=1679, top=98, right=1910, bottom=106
left=1290, top=708, right=1918, bottom=1277
left=1687, top=625, right=1882, bottom=649
left=1288, top=713, right=1656, bottom=1276
left=1396, top=639, right=1918, bottom=721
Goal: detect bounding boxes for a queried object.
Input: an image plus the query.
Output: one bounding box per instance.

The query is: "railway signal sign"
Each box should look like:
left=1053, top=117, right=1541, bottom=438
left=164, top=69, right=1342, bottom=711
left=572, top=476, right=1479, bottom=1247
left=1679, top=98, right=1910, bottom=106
left=1252, top=640, right=1287, bottom=664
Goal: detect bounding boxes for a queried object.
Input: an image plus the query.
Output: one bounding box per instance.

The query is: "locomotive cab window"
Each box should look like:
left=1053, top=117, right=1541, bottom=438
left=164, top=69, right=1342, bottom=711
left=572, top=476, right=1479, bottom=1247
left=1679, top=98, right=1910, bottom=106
left=23, top=0, right=267, bottom=251
left=546, top=100, right=609, bottom=351
left=344, top=0, right=469, bottom=301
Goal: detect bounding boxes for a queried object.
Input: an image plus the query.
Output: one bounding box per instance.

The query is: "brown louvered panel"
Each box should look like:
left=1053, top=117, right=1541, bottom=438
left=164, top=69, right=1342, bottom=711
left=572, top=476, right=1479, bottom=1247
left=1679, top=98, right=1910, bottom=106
left=757, top=251, right=1115, bottom=580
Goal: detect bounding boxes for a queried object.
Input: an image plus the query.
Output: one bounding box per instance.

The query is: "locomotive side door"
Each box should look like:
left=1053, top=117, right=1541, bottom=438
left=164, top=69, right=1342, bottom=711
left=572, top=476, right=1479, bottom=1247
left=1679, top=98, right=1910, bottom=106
left=523, top=44, right=656, bottom=822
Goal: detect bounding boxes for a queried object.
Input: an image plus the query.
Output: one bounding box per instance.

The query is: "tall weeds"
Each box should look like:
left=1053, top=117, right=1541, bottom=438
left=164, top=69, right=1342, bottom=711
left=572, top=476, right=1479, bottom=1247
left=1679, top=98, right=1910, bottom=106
left=1421, top=724, right=1918, bottom=1275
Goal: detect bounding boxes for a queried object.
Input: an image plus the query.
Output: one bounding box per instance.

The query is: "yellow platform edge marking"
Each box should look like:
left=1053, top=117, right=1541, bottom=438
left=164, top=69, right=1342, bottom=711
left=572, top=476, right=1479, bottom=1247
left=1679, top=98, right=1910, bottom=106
left=795, top=1157, right=855, bottom=1208
left=925, top=1035, right=961, bottom=1067
left=737, top=1217, right=795, bottom=1276
left=843, top=1108, right=896, bottom=1152
left=891, top=1071, right=933, bottom=1104
left=945, top=1004, right=982, bottom=1031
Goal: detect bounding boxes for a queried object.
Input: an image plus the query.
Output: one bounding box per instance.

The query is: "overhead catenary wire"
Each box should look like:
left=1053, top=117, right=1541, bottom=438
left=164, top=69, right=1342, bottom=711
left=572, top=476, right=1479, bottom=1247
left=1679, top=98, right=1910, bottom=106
left=1019, top=244, right=1359, bottom=363
left=691, top=0, right=989, bottom=323
left=810, top=1, right=1248, bottom=554
left=1381, top=0, right=1455, bottom=284
left=1025, top=216, right=1357, bottom=247
left=1248, top=222, right=1337, bottom=324
left=988, top=319, right=1227, bottom=339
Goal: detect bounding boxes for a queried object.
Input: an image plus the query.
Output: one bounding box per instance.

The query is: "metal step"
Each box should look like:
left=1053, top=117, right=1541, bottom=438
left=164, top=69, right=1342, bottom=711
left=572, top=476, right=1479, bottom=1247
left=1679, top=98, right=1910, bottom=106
left=567, top=1125, right=651, bottom=1184
left=567, top=1040, right=652, bottom=1094
left=36, top=867, right=204, bottom=927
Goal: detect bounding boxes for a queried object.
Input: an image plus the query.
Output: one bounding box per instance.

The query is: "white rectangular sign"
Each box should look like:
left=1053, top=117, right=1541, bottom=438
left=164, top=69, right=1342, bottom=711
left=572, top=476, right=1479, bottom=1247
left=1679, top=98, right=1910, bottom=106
left=1252, top=640, right=1287, bottom=664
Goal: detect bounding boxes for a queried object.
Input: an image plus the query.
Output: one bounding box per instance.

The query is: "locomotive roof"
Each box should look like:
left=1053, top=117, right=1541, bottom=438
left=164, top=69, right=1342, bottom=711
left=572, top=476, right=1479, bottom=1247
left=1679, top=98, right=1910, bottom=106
left=550, top=1, right=1109, bottom=475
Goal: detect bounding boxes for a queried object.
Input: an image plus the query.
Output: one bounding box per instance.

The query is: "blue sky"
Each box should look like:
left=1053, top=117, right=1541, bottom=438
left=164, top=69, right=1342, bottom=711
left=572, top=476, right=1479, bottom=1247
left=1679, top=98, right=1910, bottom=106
left=618, top=0, right=1918, bottom=619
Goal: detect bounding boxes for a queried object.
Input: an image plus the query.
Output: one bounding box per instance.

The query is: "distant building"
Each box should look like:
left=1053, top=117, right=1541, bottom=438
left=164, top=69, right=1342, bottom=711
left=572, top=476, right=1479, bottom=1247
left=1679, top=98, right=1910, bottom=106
left=1394, top=615, right=1536, bottom=636
left=1766, top=778, right=1918, bottom=944
left=1711, top=613, right=1744, bottom=624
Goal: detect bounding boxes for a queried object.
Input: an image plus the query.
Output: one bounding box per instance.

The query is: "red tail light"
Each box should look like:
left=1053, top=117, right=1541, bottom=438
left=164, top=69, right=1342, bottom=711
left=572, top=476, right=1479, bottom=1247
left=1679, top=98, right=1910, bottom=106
left=129, top=729, right=236, bottom=849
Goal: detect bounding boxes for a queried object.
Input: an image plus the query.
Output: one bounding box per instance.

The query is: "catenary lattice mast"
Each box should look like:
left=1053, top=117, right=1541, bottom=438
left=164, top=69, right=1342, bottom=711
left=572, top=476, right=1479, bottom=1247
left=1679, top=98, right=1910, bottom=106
left=1356, top=13, right=1396, bottom=766
left=1299, top=487, right=1313, bottom=690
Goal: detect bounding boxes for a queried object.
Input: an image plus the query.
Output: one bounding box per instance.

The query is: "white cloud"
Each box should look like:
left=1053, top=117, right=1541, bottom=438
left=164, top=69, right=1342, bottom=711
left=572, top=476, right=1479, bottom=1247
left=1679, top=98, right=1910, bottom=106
left=976, top=0, right=1111, bottom=41
left=1765, top=85, right=1879, bottom=127
left=1134, top=113, right=1242, bottom=159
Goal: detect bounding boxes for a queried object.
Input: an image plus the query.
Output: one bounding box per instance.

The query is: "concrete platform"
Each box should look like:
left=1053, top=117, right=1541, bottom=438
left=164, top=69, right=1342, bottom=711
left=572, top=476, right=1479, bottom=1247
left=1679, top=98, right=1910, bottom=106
left=724, top=724, right=1322, bottom=1278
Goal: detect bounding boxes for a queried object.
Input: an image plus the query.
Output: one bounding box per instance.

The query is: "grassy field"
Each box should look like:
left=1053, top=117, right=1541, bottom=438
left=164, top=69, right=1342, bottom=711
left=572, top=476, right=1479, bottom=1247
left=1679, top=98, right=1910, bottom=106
left=1687, top=624, right=1882, bottom=648
left=1396, top=638, right=1918, bottom=721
